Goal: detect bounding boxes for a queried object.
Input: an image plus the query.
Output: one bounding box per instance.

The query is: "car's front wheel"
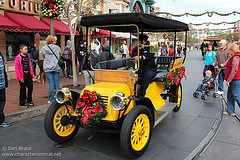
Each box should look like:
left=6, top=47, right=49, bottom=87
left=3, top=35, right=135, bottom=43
left=44, top=102, right=79, bottom=144
left=120, top=105, right=153, bottom=158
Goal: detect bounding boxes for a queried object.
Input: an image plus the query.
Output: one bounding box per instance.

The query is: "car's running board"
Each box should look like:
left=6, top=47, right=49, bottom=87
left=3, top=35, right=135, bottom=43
left=153, top=101, right=177, bottom=127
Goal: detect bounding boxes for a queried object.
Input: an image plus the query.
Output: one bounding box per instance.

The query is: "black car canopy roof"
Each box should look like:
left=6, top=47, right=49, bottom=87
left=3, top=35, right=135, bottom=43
left=80, top=12, right=189, bottom=33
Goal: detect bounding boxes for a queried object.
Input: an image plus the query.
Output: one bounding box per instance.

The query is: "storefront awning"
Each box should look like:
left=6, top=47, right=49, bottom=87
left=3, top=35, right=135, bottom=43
left=0, top=14, right=23, bottom=32
left=92, top=29, right=116, bottom=38
left=5, top=12, right=50, bottom=33
left=112, top=32, right=137, bottom=39
left=41, top=18, right=78, bottom=35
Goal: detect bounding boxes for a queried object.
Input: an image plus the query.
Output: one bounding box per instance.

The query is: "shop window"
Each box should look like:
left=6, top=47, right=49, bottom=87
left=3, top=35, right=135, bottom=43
left=5, top=33, right=32, bottom=61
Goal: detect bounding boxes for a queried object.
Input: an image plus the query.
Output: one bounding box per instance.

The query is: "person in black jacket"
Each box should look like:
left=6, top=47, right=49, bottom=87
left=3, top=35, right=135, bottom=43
left=131, top=34, right=157, bottom=99
left=76, top=41, right=87, bottom=75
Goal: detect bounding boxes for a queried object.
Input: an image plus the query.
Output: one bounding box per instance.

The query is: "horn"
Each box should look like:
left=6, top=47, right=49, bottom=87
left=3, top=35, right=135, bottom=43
left=55, top=88, right=72, bottom=104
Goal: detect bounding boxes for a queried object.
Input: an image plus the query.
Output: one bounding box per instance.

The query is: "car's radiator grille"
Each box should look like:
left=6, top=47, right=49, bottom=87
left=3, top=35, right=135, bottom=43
left=100, top=96, right=109, bottom=105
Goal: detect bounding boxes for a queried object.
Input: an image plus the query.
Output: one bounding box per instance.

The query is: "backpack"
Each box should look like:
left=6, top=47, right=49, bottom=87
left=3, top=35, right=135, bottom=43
left=63, top=47, right=72, bottom=60
left=119, top=47, right=124, bottom=53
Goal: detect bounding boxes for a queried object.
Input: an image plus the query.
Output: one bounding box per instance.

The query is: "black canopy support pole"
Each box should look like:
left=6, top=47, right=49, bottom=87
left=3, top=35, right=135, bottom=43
left=170, top=31, right=177, bottom=71
left=86, top=27, right=89, bottom=52
left=110, top=31, right=112, bottom=55
left=86, top=27, right=94, bottom=84
left=130, top=33, right=132, bottom=45
left=183, top=31, right=188, bottom=63
left=173, top=31, right=177, bottom=55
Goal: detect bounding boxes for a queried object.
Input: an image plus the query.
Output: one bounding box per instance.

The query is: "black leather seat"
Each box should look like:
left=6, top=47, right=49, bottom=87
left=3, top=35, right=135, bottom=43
left=153, top=71, right=167, bottom=82
left=95, top=58, right=128, bottom=69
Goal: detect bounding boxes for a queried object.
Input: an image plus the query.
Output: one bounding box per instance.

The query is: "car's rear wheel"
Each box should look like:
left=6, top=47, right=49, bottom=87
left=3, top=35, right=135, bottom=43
left=44, top=102, right=79, bottom=144
left=173, top=83, right=182, bottom=112
left=213, top=92, right=218, bottom=98
left=120, top=105, right=153, bottom=158
left=201, top=94, right=207, bottom=100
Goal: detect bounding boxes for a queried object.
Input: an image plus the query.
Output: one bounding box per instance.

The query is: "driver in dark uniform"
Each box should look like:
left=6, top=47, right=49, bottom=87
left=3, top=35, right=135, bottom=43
left=131, top=34, right=157, bottom=100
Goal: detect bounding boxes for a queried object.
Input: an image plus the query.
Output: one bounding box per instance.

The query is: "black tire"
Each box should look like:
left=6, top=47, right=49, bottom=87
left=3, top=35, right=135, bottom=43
left=193, top=92, right=196, bottom=97
left=201, top=94, right=207, bottom=100
left=213, top=92, right=218, bottom=98
left=120, top=105, right=153, bottom=158
left=206, top=91, right=210, bottom=96
left=195, top=92, right=200, bottom=98
left=173, top=83, right=182, bottom=112
left=44, top=102, right=79, bottom=144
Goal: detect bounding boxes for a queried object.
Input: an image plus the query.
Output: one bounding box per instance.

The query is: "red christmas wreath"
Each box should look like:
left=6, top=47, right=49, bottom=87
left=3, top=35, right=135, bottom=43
left=75, top=90, right=107, bottom=126
left=162, top=66, right=186, bottom=88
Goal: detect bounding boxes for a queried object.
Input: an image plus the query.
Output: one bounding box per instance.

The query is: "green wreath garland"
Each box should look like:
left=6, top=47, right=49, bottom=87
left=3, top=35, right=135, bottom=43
left=40, top=0, right=64, bottom=18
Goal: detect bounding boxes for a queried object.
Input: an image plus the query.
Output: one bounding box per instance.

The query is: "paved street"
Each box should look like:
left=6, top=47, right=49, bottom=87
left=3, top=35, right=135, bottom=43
left=0, top=50, right=239, bottom=160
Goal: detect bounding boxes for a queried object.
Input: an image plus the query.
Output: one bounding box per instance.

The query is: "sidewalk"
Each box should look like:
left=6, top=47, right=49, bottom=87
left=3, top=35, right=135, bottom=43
left=198, top=96, right=240, bottom=160
left=5, top=74, right=85, bottom=115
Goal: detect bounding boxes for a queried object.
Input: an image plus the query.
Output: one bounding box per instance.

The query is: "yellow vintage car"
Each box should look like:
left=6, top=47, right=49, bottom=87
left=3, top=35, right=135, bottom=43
left=44, top=13, right=189, bottom=158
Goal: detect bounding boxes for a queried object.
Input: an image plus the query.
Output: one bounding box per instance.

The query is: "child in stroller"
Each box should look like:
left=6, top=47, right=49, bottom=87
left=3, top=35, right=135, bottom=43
left=193, top=65, right=219, bottom=100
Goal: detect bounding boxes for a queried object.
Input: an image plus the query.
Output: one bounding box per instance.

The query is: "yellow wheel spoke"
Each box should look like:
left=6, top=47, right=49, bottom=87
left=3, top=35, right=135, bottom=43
left=64, top=108, right=68, bottom=114
left=60, top=126, right=64, bottom=132
left=53, top=105, right=76, bottom=137
left=131, top=113, right=150, bottom=151
left=55, top=121, right=61, bottom=125
left=55, top=117, right=61, bottom=121
left=63, top=126, right=67, bottom=132
left=57, top=124, right=61, bottom=131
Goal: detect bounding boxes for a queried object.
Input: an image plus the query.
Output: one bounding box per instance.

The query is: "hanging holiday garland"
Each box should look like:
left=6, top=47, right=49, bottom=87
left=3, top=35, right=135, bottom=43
left=189, top=21, right=239, bottom=26
left=189, top=27, right=235, bottom=31
left=156, top=11, right=240, bottom=17
left=40, top=0, right=64, bottom=18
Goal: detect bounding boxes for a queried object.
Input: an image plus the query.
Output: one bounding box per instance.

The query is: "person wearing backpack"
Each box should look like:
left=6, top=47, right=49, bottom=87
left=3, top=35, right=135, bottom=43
left=63, top=40, right=73, bottom=79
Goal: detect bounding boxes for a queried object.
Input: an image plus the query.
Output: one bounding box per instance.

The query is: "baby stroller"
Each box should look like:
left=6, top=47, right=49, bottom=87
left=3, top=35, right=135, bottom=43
left=193, top=65, right=219, bottom=100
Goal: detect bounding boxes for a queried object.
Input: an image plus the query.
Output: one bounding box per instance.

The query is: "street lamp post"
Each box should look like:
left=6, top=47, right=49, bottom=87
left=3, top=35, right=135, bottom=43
left=50, top=18, right=54, bottom=35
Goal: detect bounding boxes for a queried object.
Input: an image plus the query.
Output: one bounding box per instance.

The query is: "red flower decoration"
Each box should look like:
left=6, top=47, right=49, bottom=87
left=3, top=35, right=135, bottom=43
left=75, top=90, right=107, bottom=126
left=81, top=116, right=89, bottom=125
left=76, top=102, right=85, bottom=109
left=162, top=66, right=187, bottom=87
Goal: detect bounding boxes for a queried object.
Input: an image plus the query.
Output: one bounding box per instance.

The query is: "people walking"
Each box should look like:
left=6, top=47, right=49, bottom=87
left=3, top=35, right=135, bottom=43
left=213, top=39, right=231, bottom=95
left=168, top=44, right=176, bottom=56
left=15, top=44, right=35, bottom=108
left=63, top=40, right=73, bottom=79
left=203, top=44, right=216, bottom=77
left=160, top=43, right=168, bottom=56
left=41, top=35, right=61, bottom=104
left=0, top=52, right=11, bottom=127
left=91, top=39, right=100, bottom=55
left=223, top=43, right=240, bottom=116
left=76, top=41, right=86, bottom=75
left=37, top=49, right=45, bottom=83
left=29, top=42, right=39, bottom=80
left=120, top=40, right=129, bottom=58
left=200, top=42, right=207, bottom=57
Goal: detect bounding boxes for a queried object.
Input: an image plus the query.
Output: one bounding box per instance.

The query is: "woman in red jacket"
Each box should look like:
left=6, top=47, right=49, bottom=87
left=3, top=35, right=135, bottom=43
left=224, top=43, right=240, bottom=116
